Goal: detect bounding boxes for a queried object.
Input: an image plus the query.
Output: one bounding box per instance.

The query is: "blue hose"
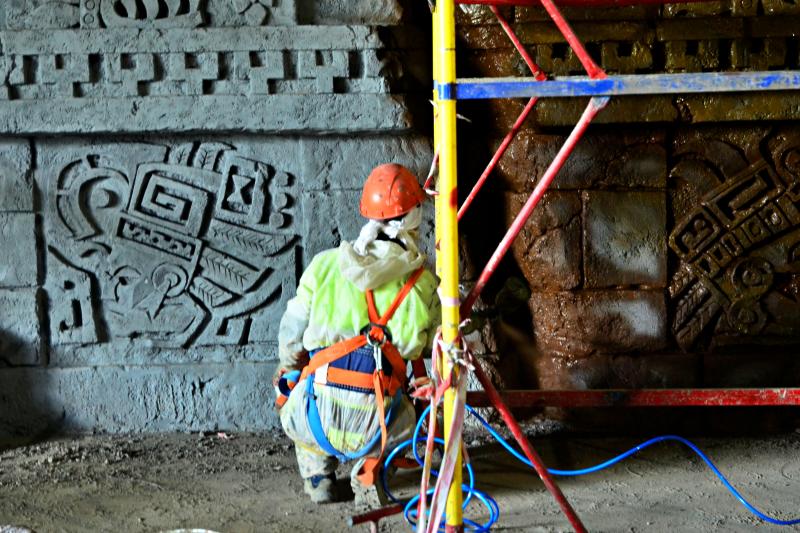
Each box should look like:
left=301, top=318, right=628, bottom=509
left=381, top=404, right=497, bottom=532
left=469, top=405, right=800, bottom=527
left=384, top=403, right=800, bottom=530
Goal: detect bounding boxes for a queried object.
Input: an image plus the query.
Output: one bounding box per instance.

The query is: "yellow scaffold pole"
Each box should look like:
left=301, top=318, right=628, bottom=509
left=433, top=0, right=463, bottom=529
left=432, top=1, right=441, bottom=281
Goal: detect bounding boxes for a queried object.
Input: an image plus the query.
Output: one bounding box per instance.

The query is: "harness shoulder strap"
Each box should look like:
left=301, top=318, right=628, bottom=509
left=365, top=267, right=426, bottom=325
left=364, top=267, right=426, bottom=395
left=298, top=267, right=425, bottom=386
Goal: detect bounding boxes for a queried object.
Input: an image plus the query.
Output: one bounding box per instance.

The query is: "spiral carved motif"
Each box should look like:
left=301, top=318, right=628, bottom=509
left=668, top=131, right=800, bottom=350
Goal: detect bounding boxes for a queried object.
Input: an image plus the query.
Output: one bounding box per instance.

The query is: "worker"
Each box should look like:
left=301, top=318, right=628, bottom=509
left=274, top=163, right=440, bottom=507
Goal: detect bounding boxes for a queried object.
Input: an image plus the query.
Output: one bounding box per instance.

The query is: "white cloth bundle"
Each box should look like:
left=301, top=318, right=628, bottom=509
left=352, top=207, right=423, bottom=256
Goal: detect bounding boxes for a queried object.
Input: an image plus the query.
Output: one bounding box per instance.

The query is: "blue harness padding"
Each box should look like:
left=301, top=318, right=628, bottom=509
left=278, top=370, right=301, bottom=397
left=315, top=345, right=394, bottom=392
left=304, top=346, right=402, bottom=462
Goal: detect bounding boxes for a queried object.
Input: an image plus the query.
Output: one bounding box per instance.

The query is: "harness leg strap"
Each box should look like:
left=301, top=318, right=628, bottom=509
left=356, top=457, right=383, bottom=487
left=356, top=371, right=389, bottom=487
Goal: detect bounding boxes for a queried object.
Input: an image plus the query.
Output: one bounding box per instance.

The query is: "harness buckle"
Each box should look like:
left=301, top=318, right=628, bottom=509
left=373, top=344, right=383, bottom=373
left=360, top=322, right=392, bottom=346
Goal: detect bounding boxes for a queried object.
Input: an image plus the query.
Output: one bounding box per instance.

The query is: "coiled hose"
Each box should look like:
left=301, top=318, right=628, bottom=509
left=381, top=404, right=800, bottom=531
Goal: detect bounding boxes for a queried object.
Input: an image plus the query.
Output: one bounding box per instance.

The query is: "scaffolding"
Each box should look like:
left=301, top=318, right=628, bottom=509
left=356, top=1, right=800, bottom=531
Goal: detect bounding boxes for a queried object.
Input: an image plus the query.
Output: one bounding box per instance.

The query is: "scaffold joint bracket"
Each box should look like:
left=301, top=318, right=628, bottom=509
left=435, top=82, right=456, bottom=101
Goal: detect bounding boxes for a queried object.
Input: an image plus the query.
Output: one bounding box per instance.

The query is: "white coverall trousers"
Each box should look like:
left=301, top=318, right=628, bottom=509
left=280, top=380, right=416, bottom=481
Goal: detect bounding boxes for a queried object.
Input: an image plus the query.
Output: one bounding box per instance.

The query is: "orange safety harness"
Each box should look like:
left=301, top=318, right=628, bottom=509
left=277, top=267, right=426, bottom=485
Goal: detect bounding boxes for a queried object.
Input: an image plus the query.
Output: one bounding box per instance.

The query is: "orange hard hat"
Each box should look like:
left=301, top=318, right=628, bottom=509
left=360, top=163, right=426, bottom=220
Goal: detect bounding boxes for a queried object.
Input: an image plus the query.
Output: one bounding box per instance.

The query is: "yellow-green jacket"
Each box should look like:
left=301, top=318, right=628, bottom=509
left=278, top=239, right=440, bottom=369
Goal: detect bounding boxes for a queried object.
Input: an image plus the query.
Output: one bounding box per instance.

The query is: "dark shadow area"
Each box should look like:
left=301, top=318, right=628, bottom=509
left=382, top=0, right=434, bottom=136
left=0, top=358, right=63, bottom=453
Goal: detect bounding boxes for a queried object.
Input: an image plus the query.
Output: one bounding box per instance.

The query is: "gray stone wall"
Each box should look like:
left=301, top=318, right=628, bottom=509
left=0, top=0, right=433, bottom=436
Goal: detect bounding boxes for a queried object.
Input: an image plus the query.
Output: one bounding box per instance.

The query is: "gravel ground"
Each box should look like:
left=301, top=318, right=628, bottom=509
left=1, top=429, right=799, bottom=532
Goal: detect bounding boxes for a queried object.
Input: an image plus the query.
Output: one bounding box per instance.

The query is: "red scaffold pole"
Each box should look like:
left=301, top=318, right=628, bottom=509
left=456, top=0, right=715, bottom=7
left=471, top=359, right=589, bottom=533
left=457, top=96, right=536, bottom=220
left=466, top=388, right=800, bottom=408
left=461, top=0, right=609, bottom=315
left=458, top=6, right=546, bottom=221
left=539, top=0, right=606, bottom=79
left=349, top=503, right=407, bottom=527
left=491, top=5, right=541, bottom=75
left=461, top=95, right=608, bottom=316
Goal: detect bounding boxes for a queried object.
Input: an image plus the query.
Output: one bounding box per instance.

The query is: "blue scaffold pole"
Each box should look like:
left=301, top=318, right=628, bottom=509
left=436, top=71, right=800, bottom=100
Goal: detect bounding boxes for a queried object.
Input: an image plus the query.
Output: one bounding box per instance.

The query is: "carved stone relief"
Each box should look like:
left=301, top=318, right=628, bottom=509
left=43, top=141, right=298, bottom=353
left=100, top=0, right=203, bottom=27
left=669, top=130, right=800, bottom=350
left=8, top=0, right=204, bottom=28
left=459, top=16, right=800, bottom=77
left=0, top=0, right=400, bottom=135
left=0, top=29, right=388, bottom=101
left=5, top=0, right=297, bottom=28
left=0, top=26, right=403, bottom=134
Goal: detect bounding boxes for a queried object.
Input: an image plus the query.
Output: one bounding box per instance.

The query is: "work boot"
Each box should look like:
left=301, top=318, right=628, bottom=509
left=351, top=475, right=389, bottom=510
left=303, top=474, right=337, bottom=504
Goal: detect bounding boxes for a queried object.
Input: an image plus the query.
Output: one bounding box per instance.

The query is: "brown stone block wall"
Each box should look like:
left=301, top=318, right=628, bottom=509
left=476, top=124, right=800, bottom=393
left=530, top=291, right=667, bottom=361
left=583, top=190, right=667, bottom=288
left=494, top=130, right=667, bottom=191
left=505, top=192, right=581, bottom=291
left=476, top=128, right=674, bottom=390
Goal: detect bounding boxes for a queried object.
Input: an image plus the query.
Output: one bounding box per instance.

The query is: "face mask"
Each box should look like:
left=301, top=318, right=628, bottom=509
left=353, top=206, right=422, bottom=256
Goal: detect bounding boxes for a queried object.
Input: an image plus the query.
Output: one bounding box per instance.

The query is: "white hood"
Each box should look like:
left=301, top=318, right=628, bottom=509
left=338, top=207, right=426, bottom=291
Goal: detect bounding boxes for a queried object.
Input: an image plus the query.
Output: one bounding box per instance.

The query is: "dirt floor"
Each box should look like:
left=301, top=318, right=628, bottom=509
left=1, top=428, right=799, bottom=533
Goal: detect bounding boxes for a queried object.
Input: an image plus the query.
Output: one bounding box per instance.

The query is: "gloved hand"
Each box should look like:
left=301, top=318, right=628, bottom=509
left=272, top=367, right=290, bottom=388
left=274, top=351, right=309, bottom=387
